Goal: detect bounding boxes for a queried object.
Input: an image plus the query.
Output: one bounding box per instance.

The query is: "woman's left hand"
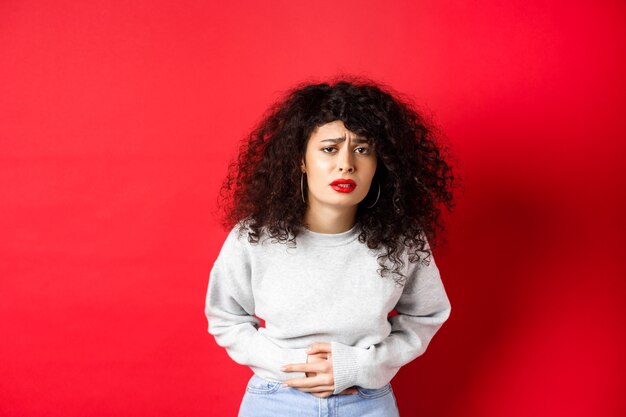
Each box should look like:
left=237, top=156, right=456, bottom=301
left=280, top=342, right=357, bottom=398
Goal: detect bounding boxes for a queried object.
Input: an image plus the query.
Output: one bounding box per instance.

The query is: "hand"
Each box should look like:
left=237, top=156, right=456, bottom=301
left=304, top=350, right=328, bottom=378
left=281, top=342, right=358, bottom=397
left=307, top=351, right=356, bottom=397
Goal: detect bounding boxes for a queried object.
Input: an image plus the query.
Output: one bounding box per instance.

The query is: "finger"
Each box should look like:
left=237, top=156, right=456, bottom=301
left=307, top=342, right=332, bottom=354
left=281, top=362, right=326, bottom=374
left=282, top=374, right=331, bottom=389
left=339, top=388, right=358, bottom=395
left=307, top=351, right=328, bottom=360
left=293, top=385, right=335, bottom=393
left=310, top=391, right=333, bottom=398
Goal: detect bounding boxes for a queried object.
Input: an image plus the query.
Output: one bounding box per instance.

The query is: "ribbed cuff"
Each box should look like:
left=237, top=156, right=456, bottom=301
left=331, top=341, right=359, bottom=394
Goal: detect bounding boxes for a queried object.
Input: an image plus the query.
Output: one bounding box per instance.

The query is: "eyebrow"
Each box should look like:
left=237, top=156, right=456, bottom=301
left=320, top=137, right=370, bottom=144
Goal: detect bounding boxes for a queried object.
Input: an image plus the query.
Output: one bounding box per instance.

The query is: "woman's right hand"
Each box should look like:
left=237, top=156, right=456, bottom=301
left=305, top=352, right=358, bottom=396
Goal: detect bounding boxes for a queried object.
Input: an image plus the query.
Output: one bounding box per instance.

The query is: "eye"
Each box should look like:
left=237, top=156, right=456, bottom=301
left=355, top=146, right=371, bottom=154
left=321, top=146, right=336, bottom=153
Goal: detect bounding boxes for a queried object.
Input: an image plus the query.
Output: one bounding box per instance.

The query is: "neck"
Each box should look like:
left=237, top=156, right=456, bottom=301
left=302, top=201, right=357, bottom=234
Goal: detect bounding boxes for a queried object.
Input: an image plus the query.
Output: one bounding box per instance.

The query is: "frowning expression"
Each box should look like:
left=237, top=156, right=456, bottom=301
left=300, top=120, right=377, bottom=209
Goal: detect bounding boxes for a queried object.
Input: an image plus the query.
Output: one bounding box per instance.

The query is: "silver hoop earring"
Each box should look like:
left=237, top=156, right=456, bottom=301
left=365, top=181, right=381, bottom=209
left=301, top=172, right=306, bottom=203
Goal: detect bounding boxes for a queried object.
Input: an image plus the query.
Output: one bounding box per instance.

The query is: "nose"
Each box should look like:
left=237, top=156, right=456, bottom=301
left=338, top=147, right=355, bottom=173
left=339, top=161, right=354, bottom=173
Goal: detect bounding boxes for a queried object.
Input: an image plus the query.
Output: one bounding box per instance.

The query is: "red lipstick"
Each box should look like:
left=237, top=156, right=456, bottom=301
left=330, top=179, right=357, bottom=193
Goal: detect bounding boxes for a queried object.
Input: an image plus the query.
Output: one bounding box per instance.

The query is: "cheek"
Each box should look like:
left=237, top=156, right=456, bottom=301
left=308, top=159, right=331, bottom=178
left=306, top=167, right=327, bottom=191
left=370, top=156, right=378, bottom=171
left=365, top=160, right=377, bottom=180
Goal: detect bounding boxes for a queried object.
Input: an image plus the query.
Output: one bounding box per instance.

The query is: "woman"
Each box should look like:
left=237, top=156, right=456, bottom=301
left=205, top=76, right=458, bottom=416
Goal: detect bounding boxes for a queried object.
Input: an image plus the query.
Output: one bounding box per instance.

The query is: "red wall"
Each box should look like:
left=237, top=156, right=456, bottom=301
left=1, top=1, right=624, bottom=416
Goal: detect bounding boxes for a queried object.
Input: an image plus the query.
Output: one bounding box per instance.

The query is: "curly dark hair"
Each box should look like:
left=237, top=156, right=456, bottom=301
left=215, top=75, right=460, bottom=286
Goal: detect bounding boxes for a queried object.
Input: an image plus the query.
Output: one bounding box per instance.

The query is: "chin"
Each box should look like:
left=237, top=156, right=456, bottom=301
left=325, top=197, right=363, bottom=208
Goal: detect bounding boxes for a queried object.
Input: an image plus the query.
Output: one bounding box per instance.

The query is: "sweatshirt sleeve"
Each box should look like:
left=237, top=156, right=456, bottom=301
left=204, top=226, right=310, bottom=381
left=330, top=246, right=452, bottom=394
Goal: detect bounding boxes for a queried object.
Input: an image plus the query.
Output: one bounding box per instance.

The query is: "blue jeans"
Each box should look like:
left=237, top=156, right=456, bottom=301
left=238, top=374, right=401, bottom=417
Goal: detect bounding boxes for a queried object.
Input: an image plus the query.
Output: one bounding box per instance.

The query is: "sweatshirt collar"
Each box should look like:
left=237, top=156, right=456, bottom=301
left=298, top=223, right=361, bottom=247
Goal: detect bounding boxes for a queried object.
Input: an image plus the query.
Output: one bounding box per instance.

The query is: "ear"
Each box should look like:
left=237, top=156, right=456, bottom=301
left=300, top=157, right=306, bottom=173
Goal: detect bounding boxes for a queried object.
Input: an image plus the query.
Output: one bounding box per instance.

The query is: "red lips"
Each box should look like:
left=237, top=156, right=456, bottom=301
left=330, top=179, right=357, bottom=193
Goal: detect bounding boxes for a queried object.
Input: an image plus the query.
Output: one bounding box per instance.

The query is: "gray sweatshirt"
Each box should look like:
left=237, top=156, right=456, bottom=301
left=204, top=221, right=451, bottom=395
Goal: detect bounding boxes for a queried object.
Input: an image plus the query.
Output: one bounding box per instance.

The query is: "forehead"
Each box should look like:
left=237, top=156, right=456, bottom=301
left=310, top=120, right=367, bottom=142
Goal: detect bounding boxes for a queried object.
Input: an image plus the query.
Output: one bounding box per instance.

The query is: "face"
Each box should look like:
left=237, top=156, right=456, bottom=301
left=300, top=120, right=377, bottom=210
